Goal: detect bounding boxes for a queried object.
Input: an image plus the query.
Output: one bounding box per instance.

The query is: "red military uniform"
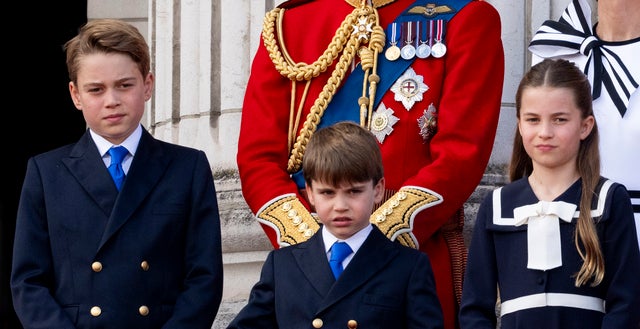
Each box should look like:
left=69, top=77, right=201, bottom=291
left=237, top=1, right=504, bottom=328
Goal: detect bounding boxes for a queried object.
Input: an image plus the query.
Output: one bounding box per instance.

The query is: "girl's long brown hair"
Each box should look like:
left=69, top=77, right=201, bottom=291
left=509, top=58, right=603, bottom=287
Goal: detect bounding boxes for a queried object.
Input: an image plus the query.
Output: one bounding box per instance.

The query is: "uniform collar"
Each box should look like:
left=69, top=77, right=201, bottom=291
left=345, top=0, right=397, bottom=8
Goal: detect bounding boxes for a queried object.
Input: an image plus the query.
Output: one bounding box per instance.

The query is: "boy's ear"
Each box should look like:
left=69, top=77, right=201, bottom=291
left=69, top=82, right=82, bottom=110
left=305, top=184, right=315, bottom=206
left=374, top=177, right=385, bottom=203
left=144, top=72, right=154, bottom=101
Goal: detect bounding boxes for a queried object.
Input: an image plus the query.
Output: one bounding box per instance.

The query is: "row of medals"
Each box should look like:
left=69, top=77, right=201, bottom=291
left=384, top=20, right=447, bottom=61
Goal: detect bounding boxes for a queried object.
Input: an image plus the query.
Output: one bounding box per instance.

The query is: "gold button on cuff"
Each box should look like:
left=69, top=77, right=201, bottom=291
left=140, top=261, right=149, bottom=271
left=348, top=319, right=358, bottom=328
left=90, top=306, right=101, bottom=317
left=312, top=318, right=323, bottom=328
left=91, top=262, right=103, bottom=272
left=139, top=305, right=149, bottom=316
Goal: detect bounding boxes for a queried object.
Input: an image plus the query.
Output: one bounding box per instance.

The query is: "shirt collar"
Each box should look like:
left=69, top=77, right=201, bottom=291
left=91, top=125, right=143, bottom=157
left=322, top=224, right=372, bottom=254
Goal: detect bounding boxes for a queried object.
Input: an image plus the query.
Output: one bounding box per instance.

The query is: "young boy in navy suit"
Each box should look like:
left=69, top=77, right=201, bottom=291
left=10, top=19, right=223, bottom=328
left=228, top=121, right=444, bottom=329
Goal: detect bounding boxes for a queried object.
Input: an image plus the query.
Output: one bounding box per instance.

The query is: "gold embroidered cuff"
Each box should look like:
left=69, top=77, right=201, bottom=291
left=370, top=187, right=443, bottom=248
left=257, top=195, right=320, bottom=247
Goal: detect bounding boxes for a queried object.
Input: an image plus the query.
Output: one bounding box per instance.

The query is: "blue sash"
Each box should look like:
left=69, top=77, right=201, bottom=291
left=293, top=0, right=471, bottom=187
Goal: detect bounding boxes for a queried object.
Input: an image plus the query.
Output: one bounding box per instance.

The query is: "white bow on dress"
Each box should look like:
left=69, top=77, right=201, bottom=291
left=513, top=201, right=577, bottom=271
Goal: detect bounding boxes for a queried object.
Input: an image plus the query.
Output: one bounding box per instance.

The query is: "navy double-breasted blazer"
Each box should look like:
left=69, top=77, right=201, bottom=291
left=11, top=128, right=223, bottom=329
left=227, top=225, right=444, bottom=329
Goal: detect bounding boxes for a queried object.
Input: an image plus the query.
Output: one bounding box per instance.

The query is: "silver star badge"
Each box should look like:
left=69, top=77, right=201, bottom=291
left=390, top=67, right=429, bottom=111
left=352, top=16, right=373, bottom=41
left=370, top=102, right=399, bottom=143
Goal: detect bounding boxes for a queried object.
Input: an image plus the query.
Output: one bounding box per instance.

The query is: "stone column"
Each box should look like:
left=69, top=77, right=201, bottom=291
left=148, top=1, right=274, bottom=327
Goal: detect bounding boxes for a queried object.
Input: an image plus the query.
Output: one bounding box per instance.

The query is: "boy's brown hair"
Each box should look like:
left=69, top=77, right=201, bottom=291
left=303, top=121, right=383, bottom=187
left=64, top=19, right=150, bottom=84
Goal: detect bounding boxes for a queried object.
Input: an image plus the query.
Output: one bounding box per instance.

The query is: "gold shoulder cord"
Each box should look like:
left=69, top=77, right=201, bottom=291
left=261, top=2, right=385, bottom=174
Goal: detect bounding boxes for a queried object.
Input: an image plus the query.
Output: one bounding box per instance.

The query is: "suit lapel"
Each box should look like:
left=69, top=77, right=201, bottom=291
left=62, top=131, right=118, bottom=216
left=293, top=233, right=336, bottom=295
left=317, top=227, right=399, bottom=312
left=99, top=129, right=171, bottom=249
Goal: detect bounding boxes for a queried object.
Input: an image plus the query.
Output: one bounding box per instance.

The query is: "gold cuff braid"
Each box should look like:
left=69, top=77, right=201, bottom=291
left=256, top=195, right=320, bottom=247
left=370, top=187, right=443, bottom=248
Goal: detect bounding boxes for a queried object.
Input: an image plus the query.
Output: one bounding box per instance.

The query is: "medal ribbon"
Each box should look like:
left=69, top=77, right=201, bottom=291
left=387, top=22, right=400, bottom=47
left=404, top=21, right=413, bottom=46
left=435, top=19, right=445, bottom=43
left=415, top=20, right=422, bottom=46
left=428, top=20, right=434, bottom=46
left=529, top=0, right=638, bottom=117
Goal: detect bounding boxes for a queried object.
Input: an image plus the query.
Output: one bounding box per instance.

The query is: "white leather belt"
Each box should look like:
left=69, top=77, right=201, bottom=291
left=500, top=293, right=605, bottom=316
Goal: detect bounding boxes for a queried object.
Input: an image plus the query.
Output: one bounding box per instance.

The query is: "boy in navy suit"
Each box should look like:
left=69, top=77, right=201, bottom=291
left=10, top=19, right=223, bottom=328
left=228, top=121, right=444, bottom=329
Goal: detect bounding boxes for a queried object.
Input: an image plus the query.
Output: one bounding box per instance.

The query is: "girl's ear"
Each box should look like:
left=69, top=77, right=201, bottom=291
left=580, top=115, right=595, bottom=140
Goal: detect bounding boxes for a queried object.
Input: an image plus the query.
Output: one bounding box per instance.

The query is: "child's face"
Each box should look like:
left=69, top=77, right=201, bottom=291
left=69, top=52, right=153, bottom=145
left=518, top=86, right=594, bottom=172
left=306, top=178, right=384, bottom=240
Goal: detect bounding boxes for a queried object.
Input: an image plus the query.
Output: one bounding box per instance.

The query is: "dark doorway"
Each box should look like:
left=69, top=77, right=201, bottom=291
left=1, top=2, right=87, bottom=328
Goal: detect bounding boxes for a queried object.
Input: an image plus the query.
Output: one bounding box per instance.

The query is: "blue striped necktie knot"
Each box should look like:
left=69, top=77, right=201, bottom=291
left=108, top=146, right=128, bottom=191
left=329, top=241, right=352, bottom=279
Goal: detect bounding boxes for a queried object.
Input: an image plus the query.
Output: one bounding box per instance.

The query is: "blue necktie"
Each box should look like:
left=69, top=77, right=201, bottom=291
left=108, top=146, right=128, bottom=191
left=329, top=241, right=352, bottom=279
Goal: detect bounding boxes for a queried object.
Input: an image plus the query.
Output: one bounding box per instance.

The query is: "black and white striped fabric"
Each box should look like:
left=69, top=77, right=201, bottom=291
left=528, top=0, right=638, bottom=117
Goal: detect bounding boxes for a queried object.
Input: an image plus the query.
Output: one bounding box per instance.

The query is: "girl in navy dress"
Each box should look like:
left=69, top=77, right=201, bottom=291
left=459, top=58, right=640, bottom=329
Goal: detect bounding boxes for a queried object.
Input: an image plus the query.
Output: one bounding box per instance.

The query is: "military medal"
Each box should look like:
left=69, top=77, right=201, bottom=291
left=370, top=102, right=400, bottom=143
left=390, top=67, right=429, bottom=110
left=386, top=44, right=401, bottom=61
left=418, top=103, right=438, bottom=141
left=352, top=16, right=374, bottom=41
left=385, top=23, right=401, bottom=61
left=400, top=21, right=416, bottom=60
left=431, top=19, right=447, bottom=58
left=431, top=42, right=446, bottom=58
left=415, top=20, right=431, bottom=59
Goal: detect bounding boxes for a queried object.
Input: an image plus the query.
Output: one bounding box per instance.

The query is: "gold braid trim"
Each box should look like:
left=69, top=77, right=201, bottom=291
left=262, top=5, right=385, bottom=174
left=370, top=187, right=443, bottom=248
left=263, top=8, right=354, bottom=81
left=256, top=195, right=320, bottom=247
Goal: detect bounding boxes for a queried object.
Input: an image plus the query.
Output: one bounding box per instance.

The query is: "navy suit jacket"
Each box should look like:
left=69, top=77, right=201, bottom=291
left=227, top=225, right=444, bottom=329
left=11, top=128, right=223, bottom=329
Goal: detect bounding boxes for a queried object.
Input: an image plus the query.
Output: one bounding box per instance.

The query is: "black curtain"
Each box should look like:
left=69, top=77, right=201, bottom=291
left=1, top=2, right=87, bottom=328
